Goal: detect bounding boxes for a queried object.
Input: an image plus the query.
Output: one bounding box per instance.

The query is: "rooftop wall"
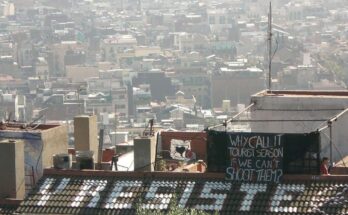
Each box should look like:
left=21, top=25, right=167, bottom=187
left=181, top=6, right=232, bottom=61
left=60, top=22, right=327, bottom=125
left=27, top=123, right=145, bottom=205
left=250, top=90, right=348, bottom=163
left=0, top=124, right=68, bottom=181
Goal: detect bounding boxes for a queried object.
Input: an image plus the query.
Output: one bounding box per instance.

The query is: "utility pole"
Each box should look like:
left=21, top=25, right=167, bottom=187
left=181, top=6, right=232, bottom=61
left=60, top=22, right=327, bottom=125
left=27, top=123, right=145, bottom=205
left=268, top=2, right=272, bottom=90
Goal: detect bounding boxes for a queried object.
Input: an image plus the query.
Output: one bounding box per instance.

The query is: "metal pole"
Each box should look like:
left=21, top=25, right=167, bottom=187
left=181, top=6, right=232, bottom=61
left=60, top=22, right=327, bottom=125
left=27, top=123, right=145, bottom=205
left=268, top=1, right=272, bottom=90
left=329, top=107, right=348, bottom=122
left=207, top=102, right=255, bottom=130
left=328, top=121, right=333, bottom=167
left=317, top=124, right=329, bottom=132
left=316, top=107, right=348, bottom=167
left=317, top=107, right=348, bottom=132
left=227, top=102, right=255, bottom=123
left=97, top=128, right=104, bottom=169
left=226, top=119, right=327, bottom=122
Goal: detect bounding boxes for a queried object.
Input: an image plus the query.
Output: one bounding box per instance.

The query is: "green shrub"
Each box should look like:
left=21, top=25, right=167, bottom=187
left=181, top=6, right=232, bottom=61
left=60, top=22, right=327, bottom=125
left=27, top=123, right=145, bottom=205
left=135, top=195, right=219, bottom=215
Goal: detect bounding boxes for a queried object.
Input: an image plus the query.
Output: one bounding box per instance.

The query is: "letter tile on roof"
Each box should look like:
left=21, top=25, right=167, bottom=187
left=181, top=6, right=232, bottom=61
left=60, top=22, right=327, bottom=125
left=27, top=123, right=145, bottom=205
left=37, top=178, right=70, bottom=207
left=240, top=183, right=267, bottom=211
left=194, top=181, right=231, bottom=211
left=269, top=184, right=305, bottom=213
left=141, top=180, right=177, bottom=210
left=105, top=180, right=142, bottom=209
left=14, top=172, right=348, bottom=215
left=178, top=181, right=195, bottom=208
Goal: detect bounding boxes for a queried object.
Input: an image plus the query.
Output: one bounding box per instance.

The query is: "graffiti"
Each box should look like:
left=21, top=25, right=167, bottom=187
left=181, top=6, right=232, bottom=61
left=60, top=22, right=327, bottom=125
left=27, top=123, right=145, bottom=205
left=170, top=139, right=192, bottom=160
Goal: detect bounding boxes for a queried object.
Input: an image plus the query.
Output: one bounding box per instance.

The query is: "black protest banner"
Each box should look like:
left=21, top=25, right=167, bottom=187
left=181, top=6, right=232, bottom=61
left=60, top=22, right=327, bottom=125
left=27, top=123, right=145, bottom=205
left=207, top=131, right=320, bottom=183
left=225, top=133, right=283, bottom=183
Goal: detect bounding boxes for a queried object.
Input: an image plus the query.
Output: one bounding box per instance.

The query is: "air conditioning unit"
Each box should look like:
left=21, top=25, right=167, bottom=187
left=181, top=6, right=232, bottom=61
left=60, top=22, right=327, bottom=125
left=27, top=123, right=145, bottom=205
left=53, top=153, right=72, bottom=169
left=76, top=151, right=94, bottom=170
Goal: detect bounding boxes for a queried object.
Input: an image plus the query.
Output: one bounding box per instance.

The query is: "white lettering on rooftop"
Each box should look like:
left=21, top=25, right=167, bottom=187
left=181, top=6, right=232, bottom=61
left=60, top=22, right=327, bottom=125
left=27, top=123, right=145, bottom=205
left=104, top=180, right=142, bottom=209
left=240, top=183, right=267, bottom=211
left=141, top=180, right=177, bottom=210
left=71, top=179, right=107, bottom=208
left=194, top=182, right=231, bottom=211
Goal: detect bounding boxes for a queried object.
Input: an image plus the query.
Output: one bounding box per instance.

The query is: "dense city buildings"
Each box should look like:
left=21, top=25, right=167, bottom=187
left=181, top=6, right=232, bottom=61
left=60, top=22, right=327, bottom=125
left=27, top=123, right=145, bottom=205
left=0, top=0, right=348, bottom=214
left=0, top=0, right=347, bottom=130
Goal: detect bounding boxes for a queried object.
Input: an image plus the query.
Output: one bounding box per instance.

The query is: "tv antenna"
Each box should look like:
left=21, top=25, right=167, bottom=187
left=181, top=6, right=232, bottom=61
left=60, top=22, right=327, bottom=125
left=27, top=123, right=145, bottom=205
left=267, top=1, right=272, bottom=91
left=143, top=119, right=154, bottom=137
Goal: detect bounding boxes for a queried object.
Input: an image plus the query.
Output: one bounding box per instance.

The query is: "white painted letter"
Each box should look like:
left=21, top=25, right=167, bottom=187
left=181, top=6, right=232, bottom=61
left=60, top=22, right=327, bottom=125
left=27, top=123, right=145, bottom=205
left=104, top=180, right=142, bottom=209
left=70, top=179, right=107, bottom=208
left=142, top=180, right=177, bottom=210
left=195, top=182, right=231, bottom=211
left=239, top=183, right=267, bottom=211
left=178, top=181, right=195, bottom=208
left=37, top=178, right=70, bottom=206
left=269, top=184, right=305, bottom=213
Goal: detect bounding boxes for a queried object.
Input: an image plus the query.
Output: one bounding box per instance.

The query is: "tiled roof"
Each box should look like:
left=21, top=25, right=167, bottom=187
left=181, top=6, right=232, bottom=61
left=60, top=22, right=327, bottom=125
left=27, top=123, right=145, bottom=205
left=0, top=206, right=17, bottom=214
left=0, top=200, right=21, bottom=215
left=0, top=205, right=18, bottom=215
left=15, top=169, right=348, bottom=215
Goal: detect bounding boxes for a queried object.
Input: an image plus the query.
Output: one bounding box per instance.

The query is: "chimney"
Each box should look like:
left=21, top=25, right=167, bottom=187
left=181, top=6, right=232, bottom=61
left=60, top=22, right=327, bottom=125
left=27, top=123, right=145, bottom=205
left=74, top=115, right=99, bottom=162
left=0, top=139, right=25, bottom=199
left=134, top=136, right=156, bottom=171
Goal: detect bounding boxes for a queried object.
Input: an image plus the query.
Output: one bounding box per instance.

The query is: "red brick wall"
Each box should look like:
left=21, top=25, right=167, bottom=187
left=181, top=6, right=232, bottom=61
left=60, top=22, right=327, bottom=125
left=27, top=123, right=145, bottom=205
left=160, top=131, right=207, bottom=162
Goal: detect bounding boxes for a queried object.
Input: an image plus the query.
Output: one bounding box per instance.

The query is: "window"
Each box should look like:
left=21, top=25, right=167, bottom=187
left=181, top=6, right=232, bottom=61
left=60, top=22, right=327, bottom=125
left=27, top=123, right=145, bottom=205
left=116, top=104, right=126, bottom=109
left=219, top=16, right=225, bottom=24
left=209, top=16, right=215, bottom=24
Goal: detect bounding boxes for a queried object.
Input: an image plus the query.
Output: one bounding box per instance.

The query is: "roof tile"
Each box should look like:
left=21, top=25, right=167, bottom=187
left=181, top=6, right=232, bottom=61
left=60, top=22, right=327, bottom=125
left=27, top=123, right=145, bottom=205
left=13, top=171, right=348, bottom=215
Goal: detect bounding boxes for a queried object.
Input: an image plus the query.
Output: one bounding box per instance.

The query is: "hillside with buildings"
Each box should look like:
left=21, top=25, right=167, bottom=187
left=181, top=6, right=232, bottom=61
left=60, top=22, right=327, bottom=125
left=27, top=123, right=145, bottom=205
left=0, top=0, right=348, bottom=214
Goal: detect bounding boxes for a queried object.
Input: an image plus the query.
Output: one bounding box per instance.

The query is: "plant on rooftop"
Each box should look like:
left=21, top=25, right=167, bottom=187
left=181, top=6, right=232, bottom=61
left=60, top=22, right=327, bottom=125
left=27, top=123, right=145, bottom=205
left=178, top=161, right=184, bottom=167
left=156, top=159, right=167, bottom=171
left=135, top=194, right=218, bottom=215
